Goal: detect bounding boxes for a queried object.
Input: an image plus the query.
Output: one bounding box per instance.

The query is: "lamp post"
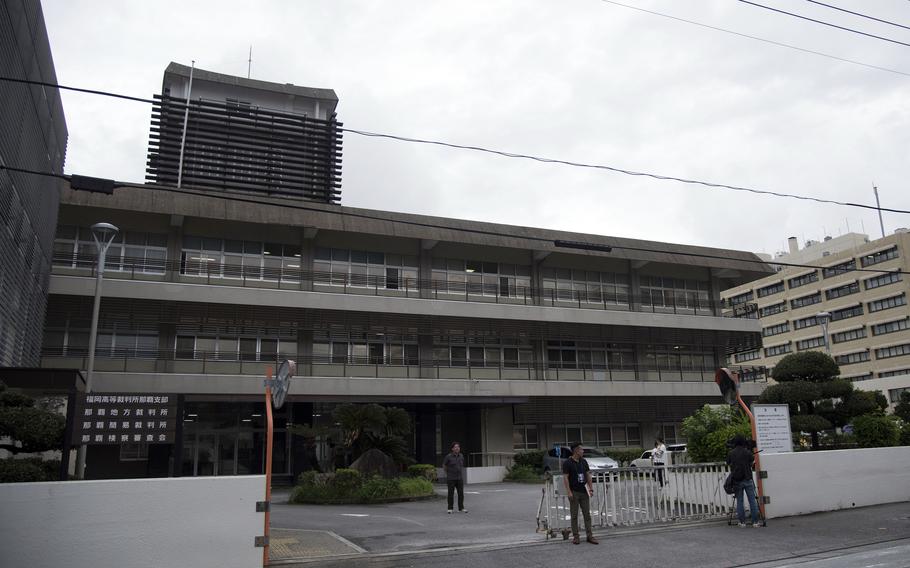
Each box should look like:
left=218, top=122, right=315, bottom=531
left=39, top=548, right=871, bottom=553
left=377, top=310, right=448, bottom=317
left=816, top=311, right=831, bottom=355
left=74, top=222, right=119, bottom=479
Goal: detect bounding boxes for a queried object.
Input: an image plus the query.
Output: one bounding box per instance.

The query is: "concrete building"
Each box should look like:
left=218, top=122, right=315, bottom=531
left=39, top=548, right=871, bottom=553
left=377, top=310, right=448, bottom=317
left=0, top=0, right=68, bottom=367
left=38, top=63, right=772, bottom=480
left=723, top=231, right=910, bottom=410
left=769, top=233, right=870, bottom=272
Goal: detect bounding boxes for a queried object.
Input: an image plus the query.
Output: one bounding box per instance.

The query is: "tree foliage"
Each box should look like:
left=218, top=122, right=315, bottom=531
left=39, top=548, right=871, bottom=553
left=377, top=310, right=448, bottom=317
left=681, top=404, right=751, bottom=463
left=0, top=382, right=65, bottom=456
left=852, top=415, right=900, bottom=448
left=331, top=403, right=412, bottom=463
left=894, top=391, right=910, bottom=423
left=759, top=353, right=875, bottom=450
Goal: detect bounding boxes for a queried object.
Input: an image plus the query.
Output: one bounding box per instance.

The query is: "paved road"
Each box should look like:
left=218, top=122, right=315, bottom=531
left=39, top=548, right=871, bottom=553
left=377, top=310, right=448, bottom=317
left=269, top=485, right=910, bottom=567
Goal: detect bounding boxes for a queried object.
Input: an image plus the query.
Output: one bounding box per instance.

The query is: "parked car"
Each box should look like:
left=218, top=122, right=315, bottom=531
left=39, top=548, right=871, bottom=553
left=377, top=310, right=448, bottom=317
left=543, top=446, right=619, bottom=475
left=630, top=444, right=688, bottom=468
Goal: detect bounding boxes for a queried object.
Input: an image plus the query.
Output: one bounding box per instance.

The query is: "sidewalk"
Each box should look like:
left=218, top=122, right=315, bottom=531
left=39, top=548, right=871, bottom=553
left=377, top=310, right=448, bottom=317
left=267, top=484, right=910, bottom=567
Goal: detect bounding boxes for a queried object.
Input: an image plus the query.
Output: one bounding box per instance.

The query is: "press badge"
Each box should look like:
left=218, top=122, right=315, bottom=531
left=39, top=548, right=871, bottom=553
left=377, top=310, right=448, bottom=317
left=577, top=473, right=584, bottom=483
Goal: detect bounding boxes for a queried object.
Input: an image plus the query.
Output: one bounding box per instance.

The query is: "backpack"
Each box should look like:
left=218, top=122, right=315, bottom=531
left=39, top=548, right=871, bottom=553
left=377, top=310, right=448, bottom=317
left=723, top=473, right=735, bottom=495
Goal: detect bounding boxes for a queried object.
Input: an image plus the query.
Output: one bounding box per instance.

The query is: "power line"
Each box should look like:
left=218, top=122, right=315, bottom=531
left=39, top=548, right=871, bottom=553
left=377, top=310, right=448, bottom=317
left=2, top=76, right=910, bottom=215
left=804, top=0, right=910, bottom=32
left=343, top=128, right=910, bottom=215
left=3, top=163, right=908, bottom=278
left=598, top=0, right=910, bottom=78
left=738, top=0, right=910, bottom=48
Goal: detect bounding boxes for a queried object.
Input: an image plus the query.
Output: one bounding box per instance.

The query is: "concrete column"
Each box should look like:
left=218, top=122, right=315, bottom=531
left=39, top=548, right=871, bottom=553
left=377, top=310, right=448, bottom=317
left=166, top=215, right=184, bottom=283
left=418, top=334, right=434, bottom=379
left=708, top=268, right=723, bottom=316
left=418, top=240, right=436, bottom=300
left=628, top=259, right=642, bottom=312
left=156, top=321, right=177, bottom=374
left=300, top=227, right=317, bottom=292
left=415, top=404, right=437, bottom=465
left=297, top=330, right=313, bottom=377
left=535, top=338, right=548, bottom=381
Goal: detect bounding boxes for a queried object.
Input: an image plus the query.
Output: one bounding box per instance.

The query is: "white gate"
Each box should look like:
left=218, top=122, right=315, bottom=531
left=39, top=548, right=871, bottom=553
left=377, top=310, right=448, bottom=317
left=537, top=464, right=733, bottom=539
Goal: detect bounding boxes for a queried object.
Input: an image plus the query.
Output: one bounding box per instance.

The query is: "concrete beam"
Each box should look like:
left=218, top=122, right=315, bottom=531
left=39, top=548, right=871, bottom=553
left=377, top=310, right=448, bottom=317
left=303, top=227, right=319, bottom=239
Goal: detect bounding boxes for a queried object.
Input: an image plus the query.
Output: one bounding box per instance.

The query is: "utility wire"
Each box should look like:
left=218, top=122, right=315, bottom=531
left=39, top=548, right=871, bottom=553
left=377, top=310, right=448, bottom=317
left=804, top=0, right=910, bottom=32
left=598, top=0, right=910, bottom=78
left=342, top=128, right=910, bottom=215
left=2, top=163, right=908, bottom=278
left=738, top=0, right=910, bottom=48
left=3, top=74, right=910, bottom=214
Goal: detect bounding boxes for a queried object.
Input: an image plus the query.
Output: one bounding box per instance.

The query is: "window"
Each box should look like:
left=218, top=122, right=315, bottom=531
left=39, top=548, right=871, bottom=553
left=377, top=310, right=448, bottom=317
left=316, top=247, right=418, bottom=290
left=54, top=225, right=168, bottom=274
left=42, top=318, right=158, bottom=359
left=842, top=373, right=872, bottom=382
left=546, top=340, right=636, bottom=370
left=793, top=315, right=821, bottom=330
left=888, top=387, right=910, bottom=403
left=434, top=259, right=532, bottom=298
left=790, top=292, right=821, bottom=309
left=788, top=271, right=818, bottom=289
left=831, top=328, right=866, bottom=344
left=512, top=425, right=539, bottom=450
left=659, top=423, right=682, bottom=445
left=726, top=291, right=754, bottom=306
left=175, top=335, right=295, bottom=362
left=868, top=293, right=906, bottom=313
left=875, top=344, right=910, bottom=360
left=639, top=276, right=710, bottom=311
left=182, top=237, right=303, bottom=282
left=864, top=271, right=901, bottom=290
left=119, top=443, right=149, bottom=461
left=764, top=343, right=791, bottom=357
left=756, top=282, right=784, bottom=298
left=830, top=304, right=864, bottom=321
left=822, top=260, right=856, bottom=278
left=541, top=267, right=629, bottom=305
left=641, top=345, right=715, bottom=373
left=860, top=246, right=898, bottom=267
left=881, top=369, right=910, bottom=379
left=762, top=322, right=789, bottom=337
left=796, top=336, right=826, bottom=351
left=825, top=281, right=859, bottom=300
left=432, top=335, right=534, bottom=368
left=734, top=350, right=761, bottom=363
left=314, top=333, right=418, bottom=366
left=872, top=318, right=910, bottom=336
left=759, top=302, right=787, bottom=318
left=834, top=350, right=870, bottom=365
left=549, top=423, right=641, bottom=448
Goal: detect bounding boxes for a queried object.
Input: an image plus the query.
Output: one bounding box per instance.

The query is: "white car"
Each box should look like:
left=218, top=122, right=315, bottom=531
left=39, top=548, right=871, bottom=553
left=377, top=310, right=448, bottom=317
left=542, top=446, right=619, bottom=475
left=630, top=444, right=688, bottom=468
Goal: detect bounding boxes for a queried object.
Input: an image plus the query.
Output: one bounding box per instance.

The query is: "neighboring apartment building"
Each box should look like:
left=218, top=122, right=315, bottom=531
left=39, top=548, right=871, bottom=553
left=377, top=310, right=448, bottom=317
left=0, top=0, right=68, bottom=366
left=723, top=231, right=910, bottom=410
left=766, top=233, right=870, bottom=272
left=38, top=63, right=772, bottom=480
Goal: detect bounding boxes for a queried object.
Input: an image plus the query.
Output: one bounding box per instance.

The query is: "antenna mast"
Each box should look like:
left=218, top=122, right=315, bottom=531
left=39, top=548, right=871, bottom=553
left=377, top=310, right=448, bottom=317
left=873, top=183, right=885, bottom=239
left=248, top=45, right=252, bottom=79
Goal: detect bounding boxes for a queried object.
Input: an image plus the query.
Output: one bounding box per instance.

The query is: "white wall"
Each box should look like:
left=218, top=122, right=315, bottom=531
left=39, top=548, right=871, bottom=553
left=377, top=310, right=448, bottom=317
left=466, top=466, right=508, bottom=484
left=0, top=475, right=265, bottom=568
left=761, top=447, right=910, bottom=518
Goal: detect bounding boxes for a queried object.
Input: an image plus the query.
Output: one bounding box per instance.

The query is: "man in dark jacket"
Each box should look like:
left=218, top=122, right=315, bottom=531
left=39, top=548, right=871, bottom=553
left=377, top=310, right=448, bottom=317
left=562, top=442, right=599, bottom=545
left=443, top=441, right=467, bottom=513
left=726, top=435, right=760, bottom=527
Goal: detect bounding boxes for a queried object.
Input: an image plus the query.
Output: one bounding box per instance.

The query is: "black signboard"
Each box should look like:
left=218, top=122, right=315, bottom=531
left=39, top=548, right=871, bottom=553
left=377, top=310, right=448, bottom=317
left=73, top=393, right=178, bottom=445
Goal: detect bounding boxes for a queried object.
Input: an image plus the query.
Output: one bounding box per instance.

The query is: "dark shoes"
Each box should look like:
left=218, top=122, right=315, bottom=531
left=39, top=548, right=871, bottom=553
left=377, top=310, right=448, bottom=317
left=572, top=536, right=580, bottom=545
left=587, top=537, right=600, bottom=544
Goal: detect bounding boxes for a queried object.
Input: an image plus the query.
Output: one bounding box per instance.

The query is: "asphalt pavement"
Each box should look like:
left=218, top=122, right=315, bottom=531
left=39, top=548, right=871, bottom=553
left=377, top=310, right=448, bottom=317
left=268, top=483, right=910, bottom=567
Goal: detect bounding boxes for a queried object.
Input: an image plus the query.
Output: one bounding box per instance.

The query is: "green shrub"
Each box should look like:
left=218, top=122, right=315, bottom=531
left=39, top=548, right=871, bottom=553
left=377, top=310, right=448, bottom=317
left=852, top=414, right=900, bottom=448
left=900, top=422, right=910, bottom=446
left=407, top=464, right=437, bottom=482
left=512, top=450, right=546, bottom=471
left=503, top=464, right=540, bottom=482
left=357, top=476, right=398, bottom=502
left=329, top=468, right=363, bottom=493
left=0, top=458, right=60, bottom=483
left=297, top=470, right=319, bottom=487
left=397, top=476, right=434, bottom=497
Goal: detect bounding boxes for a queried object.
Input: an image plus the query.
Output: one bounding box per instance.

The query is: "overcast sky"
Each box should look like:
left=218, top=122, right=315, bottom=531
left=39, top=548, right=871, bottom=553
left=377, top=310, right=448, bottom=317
left=41, top=0, right=910, bottom=256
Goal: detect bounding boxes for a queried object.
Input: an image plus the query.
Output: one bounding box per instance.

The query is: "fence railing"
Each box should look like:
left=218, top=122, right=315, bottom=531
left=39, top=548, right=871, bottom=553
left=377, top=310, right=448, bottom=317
left=537, top=463, right=734, bottom=538
left=53, top=253, right=740, bottom=317
left=39, top=348, right=769, bottom=383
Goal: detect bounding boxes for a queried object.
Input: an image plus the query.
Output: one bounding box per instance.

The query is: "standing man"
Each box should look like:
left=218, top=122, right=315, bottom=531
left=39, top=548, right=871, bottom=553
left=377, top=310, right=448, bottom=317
left=443, top=441, right=467, bottom=514
left=726, top=435, right=760, bottom=527
left=652, top=437, right=667, bottom=487
left=561, top=443, right=599, bottom=545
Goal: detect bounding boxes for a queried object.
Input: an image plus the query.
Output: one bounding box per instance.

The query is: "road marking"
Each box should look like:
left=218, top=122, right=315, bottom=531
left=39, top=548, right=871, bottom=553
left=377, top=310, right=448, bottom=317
left=340, top=514, right=369, bottom=517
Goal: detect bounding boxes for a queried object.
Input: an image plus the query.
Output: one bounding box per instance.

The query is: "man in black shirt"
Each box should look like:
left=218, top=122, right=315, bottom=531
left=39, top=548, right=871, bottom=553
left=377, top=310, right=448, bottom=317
left=561, top=443, right=599, bottom=544
left=443, top=441, right=467, bottom=513
left=726, top=435, right=760, bottom=527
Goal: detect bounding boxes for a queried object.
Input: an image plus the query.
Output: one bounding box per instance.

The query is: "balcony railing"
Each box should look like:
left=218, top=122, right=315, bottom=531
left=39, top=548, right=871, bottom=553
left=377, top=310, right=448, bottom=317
left=52, top=253, right=738, bottom=317
left=39, top=348, right=768, bottom=383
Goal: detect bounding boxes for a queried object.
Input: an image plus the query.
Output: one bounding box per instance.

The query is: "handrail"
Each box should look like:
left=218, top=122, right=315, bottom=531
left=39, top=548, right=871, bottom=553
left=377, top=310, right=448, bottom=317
left=52, top=253, right=746, bottom=318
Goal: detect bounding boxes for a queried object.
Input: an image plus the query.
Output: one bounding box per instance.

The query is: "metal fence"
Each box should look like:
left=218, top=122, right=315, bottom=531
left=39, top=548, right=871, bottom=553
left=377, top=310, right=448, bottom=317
left=537, top=463, right=733, bottom=538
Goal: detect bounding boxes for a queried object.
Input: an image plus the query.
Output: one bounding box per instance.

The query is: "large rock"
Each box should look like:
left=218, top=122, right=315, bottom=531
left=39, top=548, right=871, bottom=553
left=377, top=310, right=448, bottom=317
left=350, top=449, right=398, bottom=478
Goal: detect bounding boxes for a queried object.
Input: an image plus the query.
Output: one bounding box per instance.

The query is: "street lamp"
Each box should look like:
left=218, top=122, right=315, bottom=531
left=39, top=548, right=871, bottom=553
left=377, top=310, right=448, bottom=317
left=74, top=222, right=119, bottom=479
left=816, top=311, right=831, bottom=355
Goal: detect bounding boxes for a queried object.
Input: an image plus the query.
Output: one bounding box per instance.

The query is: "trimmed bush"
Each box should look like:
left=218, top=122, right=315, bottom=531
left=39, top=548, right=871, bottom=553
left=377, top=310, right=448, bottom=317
left=357, top=476, right=398, bottom=502
left=330, top=468, right=362, bottom=493
left=289, top=470, right=434, bottom=504
left=852, top=414, right=900, bottom=448
left=407, top=464, right=437, bottom=482
left=900, top=422, right=910, bottom=446
left=503, top=464, right=540, bottom=482
left=397, top=477, right=434, bottom=498
left=512, top=450, right=546, bottom=472
left=0, top=458, right=59, bottom=483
